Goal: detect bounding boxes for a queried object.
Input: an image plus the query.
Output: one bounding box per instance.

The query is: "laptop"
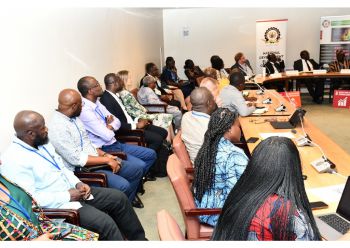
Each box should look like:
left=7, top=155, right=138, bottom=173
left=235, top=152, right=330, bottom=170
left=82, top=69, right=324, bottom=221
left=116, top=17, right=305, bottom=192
left=270, top=108, right=306, bottom=129
left=314, top=177, right=350, bottom=240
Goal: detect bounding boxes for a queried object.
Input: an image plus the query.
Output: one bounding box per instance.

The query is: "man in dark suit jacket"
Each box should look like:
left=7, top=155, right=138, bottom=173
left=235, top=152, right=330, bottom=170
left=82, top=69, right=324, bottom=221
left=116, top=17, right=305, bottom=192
left=100, top=73, right=169, bottom=179
left=231, top=52, right=254, bottom=77
left=263, top=53, right=286, bottom=92
left=293, top=50, right=324, bottom=104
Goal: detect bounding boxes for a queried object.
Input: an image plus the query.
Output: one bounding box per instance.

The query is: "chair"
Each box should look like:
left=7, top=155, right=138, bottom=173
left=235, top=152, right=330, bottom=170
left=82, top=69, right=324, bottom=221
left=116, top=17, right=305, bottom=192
left=130, top=88, right=168, bottom=113
left=157, top=209, right=185, bottom=241
left=115, top=129, right=147, bottom=147
left=172, top=130, right=194, bottom=181
left=167, top=154, right=221, bottom=240
left=74, top=171, right=108, bottom=187
left=40, top=208, right=80, bottom=226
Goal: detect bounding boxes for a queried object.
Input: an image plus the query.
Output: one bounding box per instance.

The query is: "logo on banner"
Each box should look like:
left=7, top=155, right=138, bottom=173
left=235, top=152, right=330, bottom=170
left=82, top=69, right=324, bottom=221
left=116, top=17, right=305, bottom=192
left=264, top=27, right=281, bottom=44
left=322, top=20, right=331, bottom=28
left=279, top=91, right=302, bottom=108
left=333, top=90, right=350, bottom=108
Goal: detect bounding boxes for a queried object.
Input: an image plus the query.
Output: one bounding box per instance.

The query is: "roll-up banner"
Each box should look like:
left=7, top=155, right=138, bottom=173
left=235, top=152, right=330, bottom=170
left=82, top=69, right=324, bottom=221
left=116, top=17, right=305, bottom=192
left=320, top=15, right=350, bottom=67
left=256, top=19, right=288, bottom=74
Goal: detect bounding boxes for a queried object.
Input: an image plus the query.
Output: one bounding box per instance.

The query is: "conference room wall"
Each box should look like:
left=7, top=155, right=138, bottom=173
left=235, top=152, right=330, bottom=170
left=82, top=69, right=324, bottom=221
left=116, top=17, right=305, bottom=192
left=0, top=8, right=163, bottom=152
left=163, top=8, right=350, bottom=79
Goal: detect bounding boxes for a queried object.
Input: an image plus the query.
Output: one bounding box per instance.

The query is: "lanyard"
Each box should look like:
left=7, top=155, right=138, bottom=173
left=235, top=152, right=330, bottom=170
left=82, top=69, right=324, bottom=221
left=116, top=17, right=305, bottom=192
left=192, top=111, right=210, bottom=119
left=95, top=107, right=106, bottom=124
left=13, top=142, right=61, bottom=170
left=0, top=187, right=32, bottom=221
left=70, top=118, right=83, bottom=150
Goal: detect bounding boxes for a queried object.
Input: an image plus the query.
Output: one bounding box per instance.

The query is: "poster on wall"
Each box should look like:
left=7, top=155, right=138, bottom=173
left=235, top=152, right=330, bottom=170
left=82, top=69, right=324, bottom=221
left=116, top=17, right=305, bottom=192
left=256, top=19, right=288, bottom=74
left=333, top=90, right=350, bottom=108
left=320, top=15, right=350, bottom=67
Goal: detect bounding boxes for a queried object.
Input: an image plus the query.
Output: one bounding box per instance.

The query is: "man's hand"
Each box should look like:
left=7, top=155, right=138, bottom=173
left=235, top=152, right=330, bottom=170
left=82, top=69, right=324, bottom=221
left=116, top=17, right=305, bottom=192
left=247, top=102, right=257, bottom=107
left=136, top=119, right=149, bottom=129
left=106, top=158, right=121, bottom=173
left=68, top=188, right=85, bottom=201
left=76, top=182, right=91, bottom=200
left=105, top=115, right=114, bottom=124
left=245, top=96, right=257, bottom=102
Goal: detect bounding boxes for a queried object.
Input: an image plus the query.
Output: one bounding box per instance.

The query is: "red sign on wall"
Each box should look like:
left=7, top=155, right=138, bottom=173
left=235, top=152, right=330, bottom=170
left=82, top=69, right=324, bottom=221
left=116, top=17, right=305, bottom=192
left=333, top=90, right=350, bottom=108
left=279, top=91, right=302, bottom=108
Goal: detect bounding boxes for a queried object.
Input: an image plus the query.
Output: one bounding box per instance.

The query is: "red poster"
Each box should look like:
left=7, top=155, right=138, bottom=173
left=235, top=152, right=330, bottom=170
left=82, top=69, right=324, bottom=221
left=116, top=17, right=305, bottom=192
left=279, top=91, right=301, bottom=108
left=333, top=90, right=350, bottom=108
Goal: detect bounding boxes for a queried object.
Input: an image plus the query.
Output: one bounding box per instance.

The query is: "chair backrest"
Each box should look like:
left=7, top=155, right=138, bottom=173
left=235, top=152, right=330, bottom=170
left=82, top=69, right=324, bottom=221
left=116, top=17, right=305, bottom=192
left=157, top=209, right=185, bottom=241
left=167, top=154, right=201, bottom=239
left=172, top=130, right=193, bottom=171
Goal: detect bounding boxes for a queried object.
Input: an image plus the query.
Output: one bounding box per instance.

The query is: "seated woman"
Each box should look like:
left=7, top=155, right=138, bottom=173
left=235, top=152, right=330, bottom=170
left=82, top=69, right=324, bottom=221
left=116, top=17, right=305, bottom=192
left=192, top=108, right=249, bottom=226
left=116, top=71, right=175, bottom=143
left=161, top=56, right=195, bottom=99
left=184, top=59, right=205, bottom=87
left=210, top=55, right=230, bottom=91
left=0, top=172, right=98, bottom=241
left=200, top=76, right=223, bottom=107
left=211, top=136, right=350, bottom=241
left=137, top=75, right=182, bottom=130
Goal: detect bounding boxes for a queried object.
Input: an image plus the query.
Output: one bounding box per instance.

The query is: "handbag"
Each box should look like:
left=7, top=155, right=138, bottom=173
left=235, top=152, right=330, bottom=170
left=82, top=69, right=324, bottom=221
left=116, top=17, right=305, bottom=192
left=80, top=164, right=112, bottom=173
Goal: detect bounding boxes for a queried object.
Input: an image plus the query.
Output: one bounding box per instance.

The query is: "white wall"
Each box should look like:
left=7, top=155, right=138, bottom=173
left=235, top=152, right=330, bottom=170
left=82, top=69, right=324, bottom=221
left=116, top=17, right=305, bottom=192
left=163, top=8, right=350, bottom=78
left=0, top=8, right=163, bottom=152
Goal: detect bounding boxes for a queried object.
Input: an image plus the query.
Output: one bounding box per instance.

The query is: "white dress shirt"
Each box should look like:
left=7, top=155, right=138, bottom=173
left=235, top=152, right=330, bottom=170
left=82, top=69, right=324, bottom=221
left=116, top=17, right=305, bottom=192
left=302, top=59, right=314, bottom=71
left=106, top=90, right=139, bottom=129
left=0, top=137, right=82, bottom=209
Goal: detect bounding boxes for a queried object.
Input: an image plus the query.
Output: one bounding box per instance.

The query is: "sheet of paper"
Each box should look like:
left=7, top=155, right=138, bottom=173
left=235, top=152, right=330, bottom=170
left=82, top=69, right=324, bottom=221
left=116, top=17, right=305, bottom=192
left=259, top=132, right=295, bottom=139
left=252, top=107, right=268, bottom=115
left=306, top=184, right=345, bottom=204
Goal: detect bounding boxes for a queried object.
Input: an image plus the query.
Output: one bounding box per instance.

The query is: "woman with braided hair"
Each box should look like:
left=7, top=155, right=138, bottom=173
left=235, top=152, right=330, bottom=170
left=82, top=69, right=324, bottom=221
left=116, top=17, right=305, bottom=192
left=192, top=108, right=248, bottom=226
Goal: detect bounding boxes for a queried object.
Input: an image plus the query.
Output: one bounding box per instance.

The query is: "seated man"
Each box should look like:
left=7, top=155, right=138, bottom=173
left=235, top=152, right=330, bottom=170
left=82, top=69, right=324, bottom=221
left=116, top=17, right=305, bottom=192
left=100, top=73, right=169, bottom=178
left=329, top=49, right=350, bottom=93
left=293, top=50, right=324, bottom=104
left=138, top=76, right=183, bottom=130
left=181, top=87, right=217, bottom=163
left=231, top=52, right=254, bottom=78
left=0, top=110, right=146, bottom=240
left=77, top=76, right=157, bottom=182
left=220, top=71, right=256, bottom=116
left=264, top=53, right=286, bottom=92
left=48, top=89, right=144, bottom=208
left=141, top=62, right=186, bottom=111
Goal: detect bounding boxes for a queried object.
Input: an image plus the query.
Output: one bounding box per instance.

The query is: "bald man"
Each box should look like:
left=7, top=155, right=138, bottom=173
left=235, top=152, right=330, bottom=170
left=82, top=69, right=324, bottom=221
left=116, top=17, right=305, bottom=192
left=48, top=89, right=144, bottom=208
left=181, top=87, right=217, bottom=163
left=0, top=110, right=146, bottom=240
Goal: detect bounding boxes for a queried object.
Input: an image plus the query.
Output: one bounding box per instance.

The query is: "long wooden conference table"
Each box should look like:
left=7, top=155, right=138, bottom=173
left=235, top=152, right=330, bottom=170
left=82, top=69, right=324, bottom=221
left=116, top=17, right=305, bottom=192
left=239, top=90, right=350, bottom=214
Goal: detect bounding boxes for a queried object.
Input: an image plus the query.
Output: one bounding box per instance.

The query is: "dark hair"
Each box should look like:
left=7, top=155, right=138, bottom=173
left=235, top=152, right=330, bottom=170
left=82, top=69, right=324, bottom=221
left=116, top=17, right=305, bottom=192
left=77, top=76, right=91, bottom=97
left=210, top=55, right=224, bottom=70
left=145, top=62, right=155, bottom=73
left=234, top=52, right=243, bottom=63
left=300, top=50, right=309, bottom=57
left=229, top=71, right=245, bottom=87
left=104, top=73, right=117, bottom=87
left=165, top=56, right=174, bottom=67
left=184, top=59, right=194, bottom=70
left=212, top=136, right=322, bottom=240
left=192, top=108, right=239, bottom=202
left=267, top=53, right=276, bottom=61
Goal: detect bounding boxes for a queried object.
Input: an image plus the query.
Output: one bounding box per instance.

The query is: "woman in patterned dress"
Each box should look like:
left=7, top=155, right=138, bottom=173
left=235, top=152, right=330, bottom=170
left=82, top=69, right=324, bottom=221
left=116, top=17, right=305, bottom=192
left=192, top=108, right=249, bottom=226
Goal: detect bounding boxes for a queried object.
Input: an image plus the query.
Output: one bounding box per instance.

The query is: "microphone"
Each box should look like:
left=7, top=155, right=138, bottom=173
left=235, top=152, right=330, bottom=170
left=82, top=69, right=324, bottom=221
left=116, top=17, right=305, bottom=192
left=250, top=75, right=273, bottom=103
left=296, top=115, right=314, bottom=147
left=310, top=142, right=336, bottom=173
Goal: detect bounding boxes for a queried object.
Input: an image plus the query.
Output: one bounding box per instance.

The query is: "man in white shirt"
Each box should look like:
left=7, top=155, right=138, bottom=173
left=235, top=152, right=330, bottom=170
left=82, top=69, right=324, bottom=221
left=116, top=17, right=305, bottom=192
left=0, top=110, right=146, bottom=240
left=181, top=87, right=217, bottom=163
left=293, top=50, right=324, bottom=104
left=220, top=72, right=256, bottom=116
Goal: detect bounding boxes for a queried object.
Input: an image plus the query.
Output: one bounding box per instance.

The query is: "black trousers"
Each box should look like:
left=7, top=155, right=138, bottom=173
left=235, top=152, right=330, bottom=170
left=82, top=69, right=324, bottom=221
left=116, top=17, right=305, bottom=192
left=297, top=79, right=324, bottom=100
left=144, top=124, right=168, bottom=151
left=78, top=187, right=146, bottom=240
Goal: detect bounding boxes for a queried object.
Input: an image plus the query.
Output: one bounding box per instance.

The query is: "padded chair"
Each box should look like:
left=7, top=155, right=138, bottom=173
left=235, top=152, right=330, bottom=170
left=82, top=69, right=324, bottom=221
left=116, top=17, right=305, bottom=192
left=157, top=209, right=185, bottom=241
left=167, top=154, right=221, bottom=240
left=130, top=88, right=168, bottom=113
left=115, top=129, right=147, bottom=147
left=172, top=130, right=194, bottom=181
left=40, top=208, right=80, bottom=226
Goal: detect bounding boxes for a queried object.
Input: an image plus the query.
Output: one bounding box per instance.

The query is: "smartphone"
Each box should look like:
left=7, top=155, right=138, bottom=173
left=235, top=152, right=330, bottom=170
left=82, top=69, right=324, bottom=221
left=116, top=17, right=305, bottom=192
left=310, top=201, right=329, bottom=210
left=246, top=137, right=259, bottom=143
left=52, top=227, right=72, bottom=240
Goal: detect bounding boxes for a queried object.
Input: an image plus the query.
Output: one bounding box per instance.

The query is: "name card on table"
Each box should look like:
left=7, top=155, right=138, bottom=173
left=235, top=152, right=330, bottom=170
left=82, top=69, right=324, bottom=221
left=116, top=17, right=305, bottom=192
left=340, top=69, right=350, bottom=74
left=313, top=69, right=327, bottom=74
left=269, top=73, right=282, bottom=78
left=285, top=70, right=299, bottom=76
left=333, top=90, right=350, bottom=108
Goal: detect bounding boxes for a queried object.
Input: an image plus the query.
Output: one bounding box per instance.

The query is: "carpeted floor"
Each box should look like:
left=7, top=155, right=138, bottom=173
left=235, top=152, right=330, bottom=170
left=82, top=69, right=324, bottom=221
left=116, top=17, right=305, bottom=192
left=134, top=94, right=350, bottom=240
